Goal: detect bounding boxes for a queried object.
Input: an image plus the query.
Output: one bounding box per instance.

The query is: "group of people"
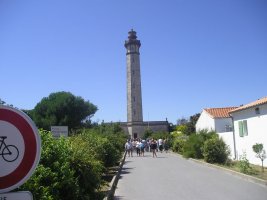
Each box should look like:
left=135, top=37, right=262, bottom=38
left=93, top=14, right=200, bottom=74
left=125, top=138, right=169, bottom=158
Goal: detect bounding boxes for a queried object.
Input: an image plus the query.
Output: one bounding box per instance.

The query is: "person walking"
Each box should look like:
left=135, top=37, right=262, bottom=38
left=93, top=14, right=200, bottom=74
left=150, top=139, right=157, bottom=158
left=132, top=139, right=137, bottom=155
left=158, top=138, right=163, bottom=153
left=125, top=139, right=133, bottom=157
left=140, top=140, right=145, bottom=156
left=136, top=139, right=141, bottom=156
left=164, top=138, right=169, bottom=153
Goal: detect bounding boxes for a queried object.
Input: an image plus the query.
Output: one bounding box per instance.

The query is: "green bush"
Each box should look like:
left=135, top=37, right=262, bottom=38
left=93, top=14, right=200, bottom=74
left=20, top=130, right=79, bottom=200
left=152, top=131, right=170, bottom=140
left=69, top=126, right=126, bottom=199
left=69, top=135, right=104, bottom=199
left=172, top=135, right=187, bottom=154
left=183, top=134, right=204, bottom=158
left=252, top=143, right=266, bottom=172
left=238, top=152, right=252, bottom=174
left=203, top=136, right=230, bottom=164
left=101, top=131, right=127, bottom=156
left=90, top=123, right=127, bottom=154
left=182, top=130, right=216, bottom=159
left=77, top=130, right=122, bottom=167
left=143, top=128, right=153, bottom=139
left=20, top=126, right=126, bottom=200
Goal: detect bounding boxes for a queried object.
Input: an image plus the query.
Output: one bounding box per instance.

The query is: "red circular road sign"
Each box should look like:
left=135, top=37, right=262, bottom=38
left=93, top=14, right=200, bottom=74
left=0, top=105, right=41, bottom=193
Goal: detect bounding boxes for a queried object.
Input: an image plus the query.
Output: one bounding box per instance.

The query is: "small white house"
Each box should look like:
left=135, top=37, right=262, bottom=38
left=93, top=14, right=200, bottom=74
left=229, top=97, right=267, bottom=167
left=196, top=107, right=237, bottom=158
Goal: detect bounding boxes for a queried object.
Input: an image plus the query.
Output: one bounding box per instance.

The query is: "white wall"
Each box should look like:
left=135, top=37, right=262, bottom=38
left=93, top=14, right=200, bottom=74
left=218, top=131, right=235, bottom=159
left=232, top=104, right=267, bottom=167
left=215, top=118, right=235, bottom=159
left=196, top=111, right=235, bottom=159
left=196, top=111, right=215, bottom=132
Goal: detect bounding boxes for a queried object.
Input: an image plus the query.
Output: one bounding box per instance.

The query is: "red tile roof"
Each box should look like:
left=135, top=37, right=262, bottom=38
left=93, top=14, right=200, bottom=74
left=229, top=96, right=267, bottom=113
left=204, top=107, right=238, bottom=118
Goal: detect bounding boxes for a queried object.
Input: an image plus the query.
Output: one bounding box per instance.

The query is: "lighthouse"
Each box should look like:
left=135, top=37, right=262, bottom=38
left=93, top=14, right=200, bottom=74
left=121, top=29, right=169, bottom=139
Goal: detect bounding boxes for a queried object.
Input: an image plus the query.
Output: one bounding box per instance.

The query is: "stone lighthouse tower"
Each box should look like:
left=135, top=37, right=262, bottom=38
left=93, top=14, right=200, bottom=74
left=120, top=29, right=169, bottom=139
left=125, top=29, right=143, bottom=138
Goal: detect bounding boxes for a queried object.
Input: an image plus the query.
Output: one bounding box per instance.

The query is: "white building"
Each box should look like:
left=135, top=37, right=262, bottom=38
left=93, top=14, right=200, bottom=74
left=196, top=107, right=237, bottom=158
left=229, top=97, right=267, bottom=167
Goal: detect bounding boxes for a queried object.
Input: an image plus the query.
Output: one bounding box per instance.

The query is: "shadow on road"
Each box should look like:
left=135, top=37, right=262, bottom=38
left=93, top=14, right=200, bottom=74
left=154, top=156, right=167, bottom=159
left=119, top=167, right=133, bottom=176
left=113, top=195, right=125, bottom=200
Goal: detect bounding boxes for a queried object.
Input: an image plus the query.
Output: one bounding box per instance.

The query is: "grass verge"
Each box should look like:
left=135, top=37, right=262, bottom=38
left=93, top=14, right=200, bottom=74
left=215, top=161, right=267, bottom=181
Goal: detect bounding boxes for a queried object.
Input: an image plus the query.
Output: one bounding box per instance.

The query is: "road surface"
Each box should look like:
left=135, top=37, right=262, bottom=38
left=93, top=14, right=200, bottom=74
left=114, top=151, right=267, bottom=200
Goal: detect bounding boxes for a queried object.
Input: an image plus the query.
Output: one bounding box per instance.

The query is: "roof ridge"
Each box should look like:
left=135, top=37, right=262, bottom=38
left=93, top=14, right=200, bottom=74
left=204, top=107, right=237, bottom=118
left=230, top=96, right=267, bottom=113
left=205, top=106, right=237, bottom=109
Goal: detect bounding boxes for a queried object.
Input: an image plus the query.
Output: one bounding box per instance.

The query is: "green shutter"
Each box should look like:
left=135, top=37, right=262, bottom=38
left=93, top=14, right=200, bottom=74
left=238, top=121, right=244, bottom=137
left=243, top=120, right=248, bottom=136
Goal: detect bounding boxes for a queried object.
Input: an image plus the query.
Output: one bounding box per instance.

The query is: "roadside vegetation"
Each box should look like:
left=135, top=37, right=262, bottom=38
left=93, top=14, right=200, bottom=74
left=19, top=125, right=126, bottom=200
left=171, top=116, right=267, bottom=181
left=1, top=93, right=127, bottom=199
left=2, top=94, right=266, bottom=199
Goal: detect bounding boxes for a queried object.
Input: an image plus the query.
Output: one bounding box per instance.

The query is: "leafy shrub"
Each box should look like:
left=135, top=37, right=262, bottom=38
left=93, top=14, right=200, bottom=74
left=183, top=134, right=204, bottom=158
left=144, top=131, right=170, bottom=141
left=176, top=124, right=190, bottom=135
left=69, top=135, right=104, bottom=199
left=90, top=123, right=127, bottom=153
left=77, top=130, right=121, bottom=167
left=143, top=128, right=153, bottom=139
left=182, top=130, right=217, bottom=159
left=171, top=132, right=187, bottom=154
left=142, top=129, right=171, bottom=148
left=203, top=136, right=230, bottom=164
left=20, top=126, right=126, bottom=200
left=238, top=152, right=252, bottom=174
left=20, top=130, right=79, bottom=200
left=252, top=143, right=266, bottom=172
left=102, top=131, right=127, bottom=155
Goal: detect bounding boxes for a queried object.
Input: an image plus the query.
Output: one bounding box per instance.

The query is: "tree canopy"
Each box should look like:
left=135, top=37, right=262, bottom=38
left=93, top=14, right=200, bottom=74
left=0, top=98, right=5, bottom=105
left=176, top=113, right=200, bottom=135
left=31, top=91, right=97, bottom=130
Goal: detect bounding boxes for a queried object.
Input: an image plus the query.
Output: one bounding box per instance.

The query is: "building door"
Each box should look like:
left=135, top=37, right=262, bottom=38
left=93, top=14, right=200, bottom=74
left=134, top=133, right=138, bottom=139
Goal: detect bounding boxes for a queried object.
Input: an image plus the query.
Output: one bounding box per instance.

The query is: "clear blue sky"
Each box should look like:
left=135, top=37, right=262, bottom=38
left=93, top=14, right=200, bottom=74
left=1, top=0, right=266, bottom=124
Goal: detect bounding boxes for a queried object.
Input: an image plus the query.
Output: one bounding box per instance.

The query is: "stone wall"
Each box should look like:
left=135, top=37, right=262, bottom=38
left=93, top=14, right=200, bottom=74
left=119, top=121, right=169, bottom=138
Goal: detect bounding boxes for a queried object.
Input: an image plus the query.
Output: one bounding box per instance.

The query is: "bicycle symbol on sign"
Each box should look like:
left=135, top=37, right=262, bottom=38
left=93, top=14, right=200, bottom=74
left=0, top=136, right=19, bottom=162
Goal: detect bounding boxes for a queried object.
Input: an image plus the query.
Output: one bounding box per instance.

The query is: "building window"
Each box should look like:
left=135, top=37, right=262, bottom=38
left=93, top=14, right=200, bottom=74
left=238, top=120, right=248, bottom=137
left=133, top=97, right=135, bottom=102
left=225, top=125, right=232, bottom=132
left=255, top=107, right=260, bottom=114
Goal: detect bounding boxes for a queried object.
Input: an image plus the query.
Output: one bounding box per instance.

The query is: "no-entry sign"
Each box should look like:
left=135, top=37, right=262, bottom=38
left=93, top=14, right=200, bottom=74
left=0, top=105, right=41, bottom=193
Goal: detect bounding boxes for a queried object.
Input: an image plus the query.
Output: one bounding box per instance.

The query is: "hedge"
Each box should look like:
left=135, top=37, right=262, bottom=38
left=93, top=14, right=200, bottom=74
left=20, top=127, right=126, bottom=200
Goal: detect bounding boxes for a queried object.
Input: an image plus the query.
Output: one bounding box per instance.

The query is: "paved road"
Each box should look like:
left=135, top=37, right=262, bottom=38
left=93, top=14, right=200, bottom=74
left=114, top=152, right=267, bottom=200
